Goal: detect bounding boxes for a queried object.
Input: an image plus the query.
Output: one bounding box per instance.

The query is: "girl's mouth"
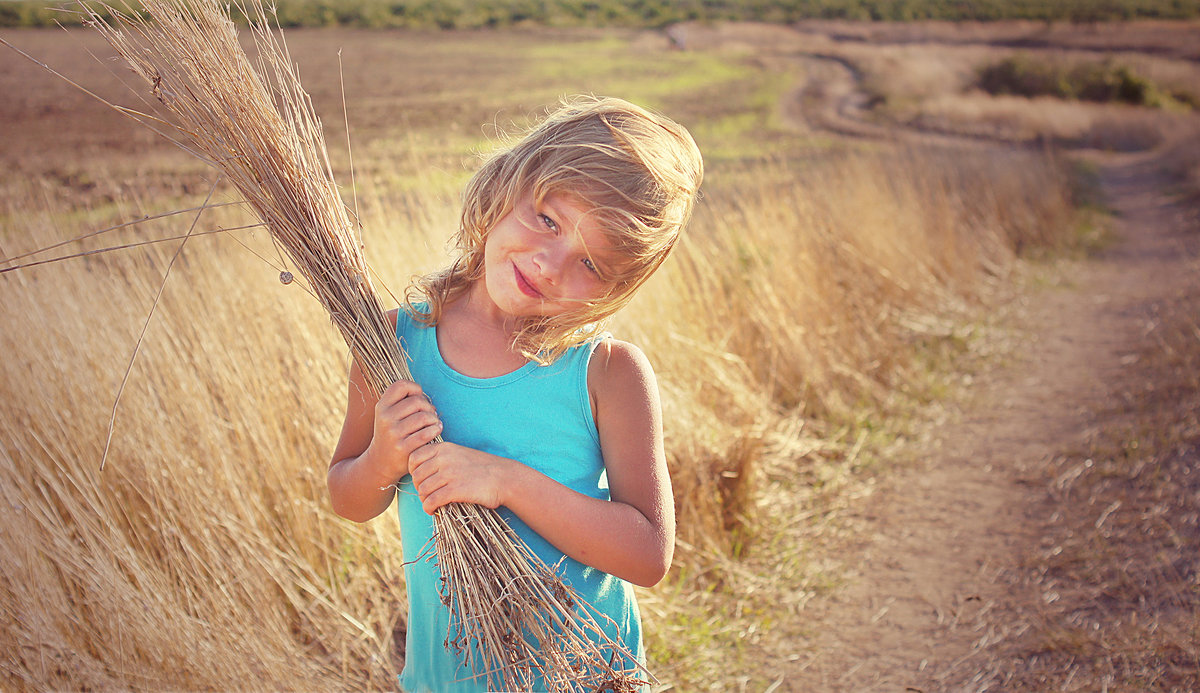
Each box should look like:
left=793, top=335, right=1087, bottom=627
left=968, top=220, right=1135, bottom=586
left=513, top=264, right=543, bottom=299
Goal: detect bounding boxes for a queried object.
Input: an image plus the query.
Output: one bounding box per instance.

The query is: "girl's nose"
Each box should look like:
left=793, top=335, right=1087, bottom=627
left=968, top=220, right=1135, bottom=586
left=531, top=242, right=567, bottom=284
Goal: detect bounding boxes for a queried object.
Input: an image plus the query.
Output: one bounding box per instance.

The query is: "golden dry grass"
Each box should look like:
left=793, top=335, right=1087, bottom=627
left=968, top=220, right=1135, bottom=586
left=67, top=3, right=644, bottom=688
left=0, top=20, right=1108, bottom=691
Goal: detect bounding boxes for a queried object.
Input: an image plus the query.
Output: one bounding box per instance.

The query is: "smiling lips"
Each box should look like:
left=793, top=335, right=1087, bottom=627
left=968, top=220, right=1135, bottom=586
left=513, top=264, right=544, bottom=299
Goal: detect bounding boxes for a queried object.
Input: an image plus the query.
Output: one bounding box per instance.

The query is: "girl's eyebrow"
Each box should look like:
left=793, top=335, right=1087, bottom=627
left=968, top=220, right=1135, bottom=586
left=542, top=194, right=600, bottom=236
left=540, top=197, right=572, bottom=226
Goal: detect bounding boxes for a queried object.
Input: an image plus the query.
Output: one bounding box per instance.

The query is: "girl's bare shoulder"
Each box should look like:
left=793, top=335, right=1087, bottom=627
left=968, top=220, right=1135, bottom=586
left=588, top=338, right=659, bottom=410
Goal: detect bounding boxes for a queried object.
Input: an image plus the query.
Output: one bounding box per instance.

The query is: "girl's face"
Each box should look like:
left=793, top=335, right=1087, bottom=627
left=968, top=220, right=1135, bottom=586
left=479, top=192, right=619, bottom=320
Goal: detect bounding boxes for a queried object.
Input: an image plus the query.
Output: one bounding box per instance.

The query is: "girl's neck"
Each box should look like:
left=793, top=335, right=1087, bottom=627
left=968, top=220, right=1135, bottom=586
left=455, top=280, right=517, bottom=334
left=436, top=283, right=529, bottom=378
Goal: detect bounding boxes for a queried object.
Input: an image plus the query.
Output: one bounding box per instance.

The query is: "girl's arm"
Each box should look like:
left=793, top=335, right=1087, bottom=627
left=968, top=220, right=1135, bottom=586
left=407, top=339, right=675, bottom=587
left=327, top=309, right=443, bottom=523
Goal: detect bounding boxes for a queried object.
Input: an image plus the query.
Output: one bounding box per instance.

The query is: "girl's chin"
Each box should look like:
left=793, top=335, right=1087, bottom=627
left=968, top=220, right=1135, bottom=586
left=482, top=280, right=569, bottom=319
left=484, top=291, right=551, bottom=318
left=508, top=297, right=572, bottom=320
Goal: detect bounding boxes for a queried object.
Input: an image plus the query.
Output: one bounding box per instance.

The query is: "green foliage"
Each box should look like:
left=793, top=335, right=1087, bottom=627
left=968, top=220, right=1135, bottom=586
left=0, top=1, right=128, bottom=28
left=3, top=0, right=1199, bottom=29
left=0, top=1, right=75, bottom=26
left=978, top=54, right=1195, bottom=110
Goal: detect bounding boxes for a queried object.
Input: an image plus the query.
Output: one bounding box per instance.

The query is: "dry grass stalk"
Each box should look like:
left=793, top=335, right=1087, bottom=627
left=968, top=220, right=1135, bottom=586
left=81, top=0, right=644, bottom=688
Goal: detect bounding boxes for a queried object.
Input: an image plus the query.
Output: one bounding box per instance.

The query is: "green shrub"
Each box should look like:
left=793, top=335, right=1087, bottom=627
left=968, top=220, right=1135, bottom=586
left=978, top=55, right=1191, bottom=110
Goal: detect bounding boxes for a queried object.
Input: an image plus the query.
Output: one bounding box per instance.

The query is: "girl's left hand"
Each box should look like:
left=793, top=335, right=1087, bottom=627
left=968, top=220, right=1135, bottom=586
left=407, top=441, right=513, bottom=514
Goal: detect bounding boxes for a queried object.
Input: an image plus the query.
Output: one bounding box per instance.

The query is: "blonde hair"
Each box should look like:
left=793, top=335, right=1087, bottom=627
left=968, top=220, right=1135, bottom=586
left=406, top=94, right=704, bottom=363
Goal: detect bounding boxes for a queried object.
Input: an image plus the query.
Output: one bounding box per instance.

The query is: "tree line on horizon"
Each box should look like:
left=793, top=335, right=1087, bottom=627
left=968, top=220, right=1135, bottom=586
left=2, top=0, right=1198, bottom=29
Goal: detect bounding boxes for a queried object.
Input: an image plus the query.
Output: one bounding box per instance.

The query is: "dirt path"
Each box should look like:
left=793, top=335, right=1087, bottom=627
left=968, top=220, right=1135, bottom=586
left=770, top=145, right=1197, bottom=691
left=729, top=25, right=1200, bottom=691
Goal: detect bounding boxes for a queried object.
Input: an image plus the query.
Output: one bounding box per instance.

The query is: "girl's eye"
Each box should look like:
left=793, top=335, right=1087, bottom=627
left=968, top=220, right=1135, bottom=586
left=538, top=214, right=558, bottom=234
left=582, top=257, right=598, bottom=273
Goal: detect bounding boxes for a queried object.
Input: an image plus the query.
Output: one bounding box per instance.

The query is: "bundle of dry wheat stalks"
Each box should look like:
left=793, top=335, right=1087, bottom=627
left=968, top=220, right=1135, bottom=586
left=82, top=0, right=646, bottom=689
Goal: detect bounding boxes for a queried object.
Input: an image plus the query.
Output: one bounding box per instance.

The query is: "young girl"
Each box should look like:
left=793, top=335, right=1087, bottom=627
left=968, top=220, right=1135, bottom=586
left=326, top=95, right=703, bottom=691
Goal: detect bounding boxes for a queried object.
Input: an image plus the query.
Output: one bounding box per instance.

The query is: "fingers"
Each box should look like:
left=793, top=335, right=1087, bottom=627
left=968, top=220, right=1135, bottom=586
left=407, top=444, right=506, bottom=513
left=391, top=417, right=442, bottom=465
left=374, top=380, right=441, bottom=444
left=376, top=378, right=431, bottom=413
left=407, top=442, right=443, bottom=485
left=408, top=443, right=446, bottom=511
left=382, top=406, right=439, bottom=439
left=415, top=468, right=458, bottom=515
left=407, top=439, right=436, bottom=467
left=412, top=419, right=443, bottom=446
left=421, top=488, right=450, bottom=515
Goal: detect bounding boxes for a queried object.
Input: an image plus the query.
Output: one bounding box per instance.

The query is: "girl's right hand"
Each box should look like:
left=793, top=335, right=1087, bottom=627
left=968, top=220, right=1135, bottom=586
left=329, top=310, right=439, bottom=522
left=362, top=379, right=443, bottom=485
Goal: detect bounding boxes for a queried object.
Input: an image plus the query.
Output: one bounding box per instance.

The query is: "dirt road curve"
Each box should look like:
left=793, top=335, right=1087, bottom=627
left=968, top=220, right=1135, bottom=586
left=725, top=22, right=1200, bottom=690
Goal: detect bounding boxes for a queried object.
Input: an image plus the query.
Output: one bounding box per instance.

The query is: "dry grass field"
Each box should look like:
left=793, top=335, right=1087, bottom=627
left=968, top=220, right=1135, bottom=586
left=0, top=17, right=1197, bottom=692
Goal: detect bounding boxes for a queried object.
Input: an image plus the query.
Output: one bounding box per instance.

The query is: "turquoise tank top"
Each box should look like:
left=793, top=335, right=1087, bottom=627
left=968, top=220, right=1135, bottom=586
left=394, top=309, right=645, bottom=692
